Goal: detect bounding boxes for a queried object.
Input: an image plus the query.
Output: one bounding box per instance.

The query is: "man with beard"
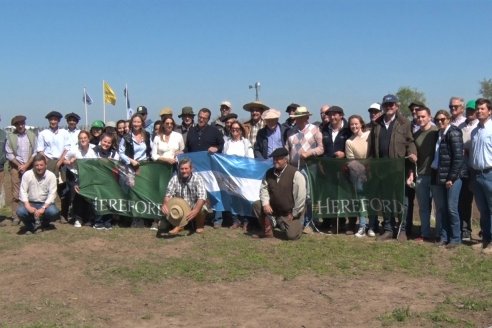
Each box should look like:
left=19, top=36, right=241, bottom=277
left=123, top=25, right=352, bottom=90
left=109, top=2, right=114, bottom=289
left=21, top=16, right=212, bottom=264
left=16, top=154, right=60, bottom=234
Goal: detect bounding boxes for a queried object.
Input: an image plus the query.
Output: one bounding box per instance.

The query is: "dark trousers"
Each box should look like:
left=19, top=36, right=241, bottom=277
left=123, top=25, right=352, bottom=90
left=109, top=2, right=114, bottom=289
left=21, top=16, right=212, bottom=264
left=458, top=177, right=474, bottom=232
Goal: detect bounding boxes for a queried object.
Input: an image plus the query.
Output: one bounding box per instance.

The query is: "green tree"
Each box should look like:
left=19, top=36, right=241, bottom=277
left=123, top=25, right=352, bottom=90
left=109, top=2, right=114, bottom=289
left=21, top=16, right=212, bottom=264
left=396, top=86, right=427, bottom=118
left=479, top=78, right=492, bottom=99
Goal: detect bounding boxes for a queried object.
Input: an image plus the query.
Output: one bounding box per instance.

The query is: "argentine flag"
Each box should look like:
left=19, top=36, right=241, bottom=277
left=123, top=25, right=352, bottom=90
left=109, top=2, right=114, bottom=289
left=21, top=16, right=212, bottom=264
left=178, top=152, right=271, bottom=216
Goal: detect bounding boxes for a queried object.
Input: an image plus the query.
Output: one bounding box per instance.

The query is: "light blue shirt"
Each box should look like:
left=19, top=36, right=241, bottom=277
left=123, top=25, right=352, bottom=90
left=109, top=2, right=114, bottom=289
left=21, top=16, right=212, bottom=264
left=118, top=134, right=149, bottom=164
left=470, top=118, right=492, bottom=170
left=266, top=124, right=283, bottom=157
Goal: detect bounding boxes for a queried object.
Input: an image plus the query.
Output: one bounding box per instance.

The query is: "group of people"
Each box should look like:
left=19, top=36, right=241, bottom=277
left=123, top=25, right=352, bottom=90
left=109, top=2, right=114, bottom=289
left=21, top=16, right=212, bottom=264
left=0, top=96, right=491, bottom=253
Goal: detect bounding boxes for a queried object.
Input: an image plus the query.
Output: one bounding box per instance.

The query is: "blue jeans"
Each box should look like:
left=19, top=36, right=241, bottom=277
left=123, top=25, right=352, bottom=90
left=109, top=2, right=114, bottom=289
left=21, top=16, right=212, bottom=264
left=472, top=170, right=492, bottom=243
left=17, top=202, right=60, bottom=231
left=431, top=179, right=462, bottom=244
left=358, top=215, right=377, bottom=230
left=415, top=175, right=432, bottom=238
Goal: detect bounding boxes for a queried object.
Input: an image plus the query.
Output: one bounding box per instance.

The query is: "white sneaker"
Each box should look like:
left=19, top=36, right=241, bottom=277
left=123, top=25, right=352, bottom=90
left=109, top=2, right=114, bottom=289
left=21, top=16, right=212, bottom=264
left=74, top=220, right=82, bottom=228
left=355, top=227, right=366, bottom=238
left=367, top=229, right=376, bottom=237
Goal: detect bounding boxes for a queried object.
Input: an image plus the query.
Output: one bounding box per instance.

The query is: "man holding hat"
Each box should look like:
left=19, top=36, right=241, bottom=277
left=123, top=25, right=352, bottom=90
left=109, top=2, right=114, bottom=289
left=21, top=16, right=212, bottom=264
left=159, top=158, right=207, bottom=236
left=252, top=147, right=306, bottom=240
left=176, top=106, right=195, bottom=144
left=369, top=94, right=417, bottom=241
left=214, top=101, right=233, bottom=134
left=136, top=105, right=154, bottom=135
left=243, top=101, right=269, bottom=147
left=2, top=115, right=37, bottom=226
left=458, top=100, right=479, bottom=241
left=65, top=112, right=81, bottom=152
left=254, top=109, right=287, bottom=159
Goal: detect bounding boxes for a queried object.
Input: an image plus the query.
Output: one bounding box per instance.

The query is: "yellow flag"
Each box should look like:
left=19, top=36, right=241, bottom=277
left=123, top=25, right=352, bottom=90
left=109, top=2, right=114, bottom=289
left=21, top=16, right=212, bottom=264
left=104, top=81, right=117, bottom=105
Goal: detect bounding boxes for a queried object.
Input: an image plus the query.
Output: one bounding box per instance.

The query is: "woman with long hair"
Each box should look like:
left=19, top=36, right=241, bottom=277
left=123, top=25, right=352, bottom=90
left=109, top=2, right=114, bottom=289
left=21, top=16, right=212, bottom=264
left=119, top=113, right=152, bottom=228
left=223, top=121, right=254, bottom=229
left=345, top=115, right=376, bottom=237
left=431, top=109, right=464, bottom=248
left=64, top=130, right=97, bottom=227
left=151, top=117, right=184, bottom=165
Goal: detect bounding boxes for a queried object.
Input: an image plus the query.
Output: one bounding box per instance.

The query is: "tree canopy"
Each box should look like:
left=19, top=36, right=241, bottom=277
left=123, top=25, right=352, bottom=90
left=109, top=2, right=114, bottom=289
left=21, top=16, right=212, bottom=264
left=479, top=78, right=492, bottom=99
left=396, top=86, right=427, bottom=118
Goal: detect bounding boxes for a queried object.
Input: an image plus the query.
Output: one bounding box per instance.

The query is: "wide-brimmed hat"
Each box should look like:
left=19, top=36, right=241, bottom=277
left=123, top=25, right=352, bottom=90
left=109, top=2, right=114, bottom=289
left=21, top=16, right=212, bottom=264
left=167, top=197, right=192, bottom=227
left=289, top=106, right=312, bottom=118
left=262, top=109, right=281, bottom=120
left=243, top=101, right=269, bottom=112
left=178, top=106, right=195, bottom=118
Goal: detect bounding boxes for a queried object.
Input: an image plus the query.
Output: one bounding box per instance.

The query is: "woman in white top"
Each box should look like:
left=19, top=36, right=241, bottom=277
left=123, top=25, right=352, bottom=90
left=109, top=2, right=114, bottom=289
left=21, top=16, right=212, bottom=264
left=223, top=121, right=254, bottom=229
left=151, top=117, right=184, bottom=165
left=223, top=121, right=254, bottom=158
left=344, top=115, right=376, bottom=238
left=64, top=130, right=97, bottom=228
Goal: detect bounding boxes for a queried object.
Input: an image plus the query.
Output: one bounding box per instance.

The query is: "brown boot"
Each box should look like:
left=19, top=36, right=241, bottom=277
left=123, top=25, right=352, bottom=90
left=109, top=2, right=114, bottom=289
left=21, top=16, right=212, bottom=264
left=252, top=216, right=273, bottom=238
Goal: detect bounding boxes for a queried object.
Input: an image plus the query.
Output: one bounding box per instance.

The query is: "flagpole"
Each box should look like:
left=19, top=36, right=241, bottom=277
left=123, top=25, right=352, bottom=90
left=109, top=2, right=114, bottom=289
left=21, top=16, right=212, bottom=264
left=125, top=83, right=129, bottom=119
left=83, top=87, right=88, bottom=130
left=102, top=80, right=106, bottom=123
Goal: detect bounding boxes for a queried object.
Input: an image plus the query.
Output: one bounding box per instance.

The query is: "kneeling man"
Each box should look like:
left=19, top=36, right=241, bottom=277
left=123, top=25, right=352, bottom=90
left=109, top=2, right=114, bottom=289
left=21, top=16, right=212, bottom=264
left=17, top=154, right=60, bottom=234
left=160, top=158, right=207, bottom=235
left=253, top=147, right=306, bottom=240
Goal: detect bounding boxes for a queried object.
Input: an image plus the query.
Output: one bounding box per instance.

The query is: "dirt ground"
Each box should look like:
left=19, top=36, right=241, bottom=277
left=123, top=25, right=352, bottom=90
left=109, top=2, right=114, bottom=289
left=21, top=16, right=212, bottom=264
left=0, top=224, right=491, bottom=328
left=1, top=167, right=490, bottom=327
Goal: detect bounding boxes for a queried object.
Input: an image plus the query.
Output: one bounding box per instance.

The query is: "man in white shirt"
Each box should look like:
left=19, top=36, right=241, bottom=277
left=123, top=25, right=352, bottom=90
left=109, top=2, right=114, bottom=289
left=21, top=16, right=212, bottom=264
left=17, top=154, right=60, bottom=234
left=65, top=112, right=81, bottom=152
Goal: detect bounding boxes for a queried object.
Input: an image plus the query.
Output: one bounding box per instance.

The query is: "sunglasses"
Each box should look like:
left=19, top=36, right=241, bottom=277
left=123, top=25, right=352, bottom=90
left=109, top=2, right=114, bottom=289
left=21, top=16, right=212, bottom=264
left=435, top=117, right=448, bottom=123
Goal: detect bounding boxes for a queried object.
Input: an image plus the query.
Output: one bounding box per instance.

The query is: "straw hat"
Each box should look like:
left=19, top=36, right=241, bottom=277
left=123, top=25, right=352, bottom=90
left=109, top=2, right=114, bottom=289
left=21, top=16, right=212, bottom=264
left=262, top=109, right=281, bottom=120
left=166, top=197, right=192, bottom=227
left=243, top=101, right=269, bottom=112
left=289, top=106, right=312, bottom=118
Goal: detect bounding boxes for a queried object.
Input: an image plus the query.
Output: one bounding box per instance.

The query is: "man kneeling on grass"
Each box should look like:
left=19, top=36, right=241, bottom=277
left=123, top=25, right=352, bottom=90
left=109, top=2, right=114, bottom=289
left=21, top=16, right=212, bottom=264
left=252, top=147, right=306, bottom=240
left=159, top=158, right=207, bottom=236
left=17, top=154, right=60, bottom=234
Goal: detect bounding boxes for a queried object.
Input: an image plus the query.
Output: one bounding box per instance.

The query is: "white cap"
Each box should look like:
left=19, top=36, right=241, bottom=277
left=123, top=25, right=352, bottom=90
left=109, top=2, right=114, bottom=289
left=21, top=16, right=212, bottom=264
left=220, top=100, right=232, bottom=109
left=368, top=103, right=381, bottom=112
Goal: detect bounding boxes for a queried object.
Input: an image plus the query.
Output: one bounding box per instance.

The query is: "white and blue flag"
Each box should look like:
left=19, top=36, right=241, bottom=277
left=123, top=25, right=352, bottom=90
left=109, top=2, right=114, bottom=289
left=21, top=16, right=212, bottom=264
left=178, top=152, right=271, bottom=216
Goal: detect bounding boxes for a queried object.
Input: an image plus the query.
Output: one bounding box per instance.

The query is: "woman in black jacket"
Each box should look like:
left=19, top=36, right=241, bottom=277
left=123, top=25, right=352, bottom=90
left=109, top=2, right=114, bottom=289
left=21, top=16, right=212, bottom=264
left=431, top=110, right=464, bottom=248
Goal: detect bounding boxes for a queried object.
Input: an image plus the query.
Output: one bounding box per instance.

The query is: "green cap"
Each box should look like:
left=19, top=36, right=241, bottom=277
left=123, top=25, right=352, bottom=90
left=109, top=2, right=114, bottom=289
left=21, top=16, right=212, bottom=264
left=91, top=120, right=105, bottom=129
left=465, top=100, right=476, bottom=111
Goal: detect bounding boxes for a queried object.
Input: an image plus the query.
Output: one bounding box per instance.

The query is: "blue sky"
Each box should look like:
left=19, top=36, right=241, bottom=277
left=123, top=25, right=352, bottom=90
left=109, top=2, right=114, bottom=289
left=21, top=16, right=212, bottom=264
left=1, top=0, right=491, bottom=128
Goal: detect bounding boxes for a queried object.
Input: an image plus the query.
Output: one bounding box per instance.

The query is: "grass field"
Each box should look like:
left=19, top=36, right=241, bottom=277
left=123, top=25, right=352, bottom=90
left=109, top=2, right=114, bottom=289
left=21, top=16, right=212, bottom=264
left=0, top=216, right=491, bottom=327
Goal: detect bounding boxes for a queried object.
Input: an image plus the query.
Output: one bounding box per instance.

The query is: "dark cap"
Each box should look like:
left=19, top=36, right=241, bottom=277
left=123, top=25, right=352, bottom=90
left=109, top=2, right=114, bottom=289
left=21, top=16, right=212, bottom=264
left=178, top=106, right=195, bottom=118
left=220, top=113, right=238, bottom=122
left=382, top=94, right=399, bottom=104
left=269, top=147, right=289, bottom=158
left=327, top=105, right=344, bottom=115
left=45, top=111, right=63, bottom=120
left=65, top=112, right=81, bottom=121
left=285, top=103, right=300, bottom=113
left=11, top=115, right=26, bottom=125
left=136, top=105, right=148, bottom=114
left=408, top=101, right=426, bottom=110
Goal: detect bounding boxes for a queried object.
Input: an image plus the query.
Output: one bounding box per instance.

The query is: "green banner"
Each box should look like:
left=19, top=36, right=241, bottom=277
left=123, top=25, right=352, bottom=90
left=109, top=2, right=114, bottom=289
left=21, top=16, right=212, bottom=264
left=306, top=158, right=405, bottom=218
left=78, top=159, right=173, bottom=219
